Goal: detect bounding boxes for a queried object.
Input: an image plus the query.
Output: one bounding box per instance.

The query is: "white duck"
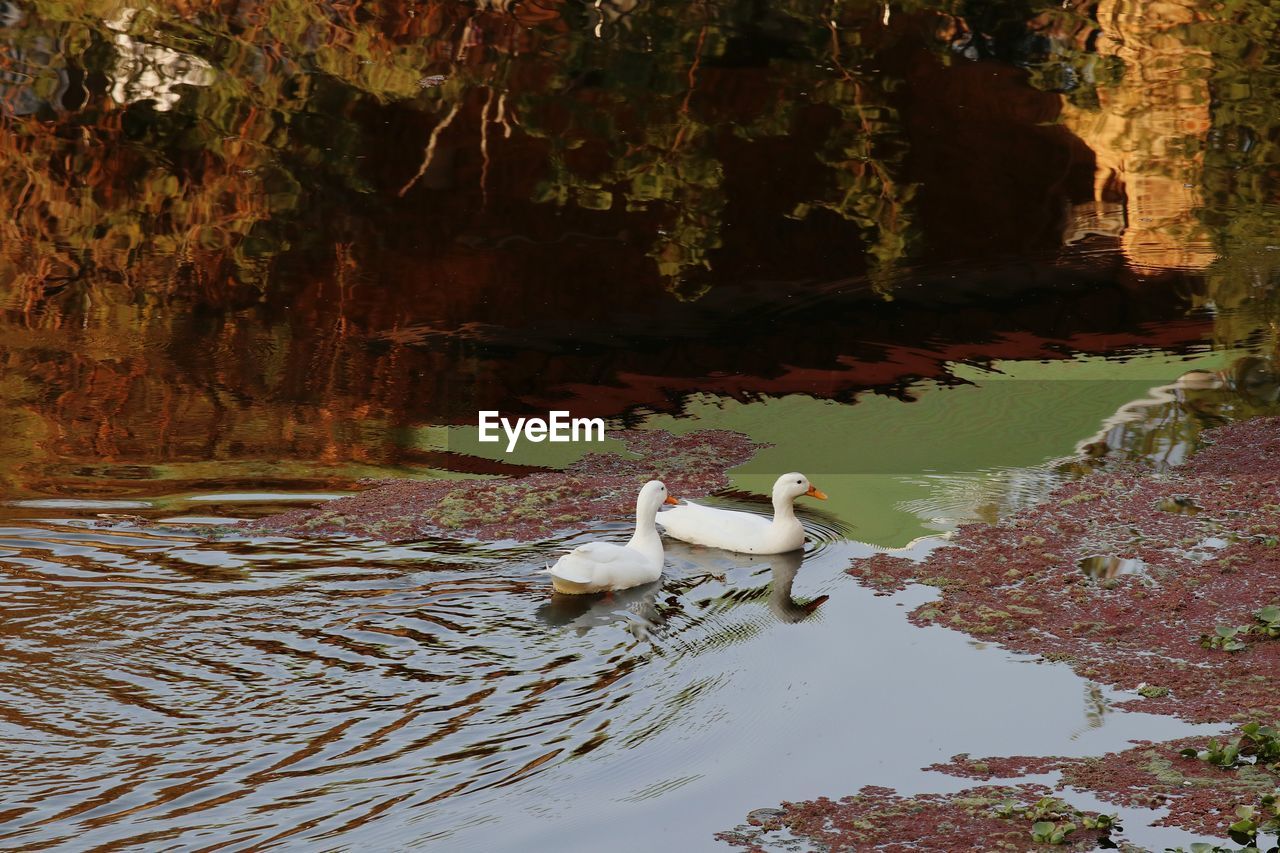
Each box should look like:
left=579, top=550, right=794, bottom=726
left=657, top=472, right=827, bottom=555
left=543, top=480, right=679, bottom=594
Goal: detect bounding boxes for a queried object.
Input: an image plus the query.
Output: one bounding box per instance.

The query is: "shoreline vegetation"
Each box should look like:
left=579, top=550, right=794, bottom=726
left=239, top=429, right=766, bottom=542
left=722, top=416, right=1280, bottom=850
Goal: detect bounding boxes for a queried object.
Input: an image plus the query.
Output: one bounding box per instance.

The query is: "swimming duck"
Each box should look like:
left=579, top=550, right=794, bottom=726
left=656, top=472, right=826, bottom=555
left=543, top=480, right=678, bottom=594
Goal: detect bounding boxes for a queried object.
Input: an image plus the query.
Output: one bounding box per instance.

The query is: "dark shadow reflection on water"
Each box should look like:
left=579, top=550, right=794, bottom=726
left=534, top=580, right=664, bottom=631
left=533, top=542, right=830, bottom=633
left=666, top=542, right=830, bottom=625
left=763, top=550, right=830, bottom=624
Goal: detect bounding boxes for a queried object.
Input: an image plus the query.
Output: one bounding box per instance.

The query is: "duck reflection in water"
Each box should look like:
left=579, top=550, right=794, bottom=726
left=762, top=549, right=829, bottom=624
left=535, top=579, right=666, bottom=631
left=665, top=542, right=829, bottom=624
left=535, top=546, right=828, bottom=632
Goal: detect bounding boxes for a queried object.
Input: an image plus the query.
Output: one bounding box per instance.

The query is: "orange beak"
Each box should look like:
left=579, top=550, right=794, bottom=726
left=805, top=485, right=828, bottom=500
left=664, top=495, right=679, bottom=505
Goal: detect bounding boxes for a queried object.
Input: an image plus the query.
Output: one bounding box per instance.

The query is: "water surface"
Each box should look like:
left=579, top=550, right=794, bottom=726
left=4, top=1, right=1280, bottom=849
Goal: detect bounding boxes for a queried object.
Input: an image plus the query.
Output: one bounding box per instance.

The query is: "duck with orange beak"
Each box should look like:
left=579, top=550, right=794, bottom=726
left=657, top=472, right=827, bottom=555
left=544, top=480, right=680, bottom=594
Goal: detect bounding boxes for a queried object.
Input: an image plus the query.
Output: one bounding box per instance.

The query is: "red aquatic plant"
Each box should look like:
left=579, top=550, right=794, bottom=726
left=718, top=416, right=1280, bottom=850
left=240, top=429, right=766, bottom=542
left=846, top=416, right=1280, bottom=724
left=715, top=784, right=1117, bottom=851
left=931, top=734, right=1280, bottom=840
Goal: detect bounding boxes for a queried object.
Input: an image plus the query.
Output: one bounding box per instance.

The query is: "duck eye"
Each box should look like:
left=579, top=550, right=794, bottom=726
left=796, top=479, right=802, bottom=484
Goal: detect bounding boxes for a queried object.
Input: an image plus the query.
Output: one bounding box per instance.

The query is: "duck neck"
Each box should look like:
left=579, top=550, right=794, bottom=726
left=628, top=505, right=664, bottom=565
left=771, top=494, right=798, bottom=526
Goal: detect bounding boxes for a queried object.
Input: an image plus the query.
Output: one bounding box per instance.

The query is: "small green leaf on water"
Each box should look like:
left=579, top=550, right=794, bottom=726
left=1227, top=815, right=1257, bottom=845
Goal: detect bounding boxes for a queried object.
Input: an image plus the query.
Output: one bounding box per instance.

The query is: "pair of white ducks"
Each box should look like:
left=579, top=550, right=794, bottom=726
left=543, top=473, right=827, bottom=594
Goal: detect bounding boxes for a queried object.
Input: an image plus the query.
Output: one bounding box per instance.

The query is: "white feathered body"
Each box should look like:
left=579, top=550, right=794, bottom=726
left=544, top=540, right=662, bottom=594
left=657, top=500, right=805, bottom=555
left=542, top=480, right=673, bottom=594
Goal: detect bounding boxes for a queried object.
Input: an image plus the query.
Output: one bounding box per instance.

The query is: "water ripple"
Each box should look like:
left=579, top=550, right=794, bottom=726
left=0, top=505, right=822, bottom=849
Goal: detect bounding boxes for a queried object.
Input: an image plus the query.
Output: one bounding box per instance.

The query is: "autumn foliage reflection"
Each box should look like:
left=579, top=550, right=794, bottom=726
left=0, top=0, right=1278, bottom=495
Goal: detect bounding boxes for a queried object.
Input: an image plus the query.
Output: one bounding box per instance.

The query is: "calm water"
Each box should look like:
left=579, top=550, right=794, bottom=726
left=3, top=1, right=1280, bottom=850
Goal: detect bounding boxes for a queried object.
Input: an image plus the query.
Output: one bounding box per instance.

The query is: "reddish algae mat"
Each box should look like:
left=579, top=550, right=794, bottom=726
left=241, top=429, right=765, bottom=542
left=716, top=786, right=1121, bottom=852
left=722, top=417, right=1280, bottom=850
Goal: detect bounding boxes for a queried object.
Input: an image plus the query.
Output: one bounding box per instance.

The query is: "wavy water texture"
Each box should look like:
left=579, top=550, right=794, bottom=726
left=0, top=502, right=845, bottom=849
left=3, top=0, right=1280, bottom=849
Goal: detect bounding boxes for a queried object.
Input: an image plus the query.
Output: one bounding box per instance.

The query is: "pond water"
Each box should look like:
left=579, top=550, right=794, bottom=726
left=3, top=1, right=1280, bottom=851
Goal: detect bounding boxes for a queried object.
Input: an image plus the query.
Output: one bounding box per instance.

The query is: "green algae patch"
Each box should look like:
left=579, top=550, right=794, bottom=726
left=239, top=429, right=766, bottom=542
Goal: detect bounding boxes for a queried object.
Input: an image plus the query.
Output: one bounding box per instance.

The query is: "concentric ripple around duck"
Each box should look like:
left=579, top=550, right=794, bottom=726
left=0, top=501, right=835, bottom=850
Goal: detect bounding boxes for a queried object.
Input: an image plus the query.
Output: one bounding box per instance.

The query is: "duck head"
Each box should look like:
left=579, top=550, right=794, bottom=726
left=773, top=472, right=827, bottom=505
left=637, top=480, right=680, bottom=519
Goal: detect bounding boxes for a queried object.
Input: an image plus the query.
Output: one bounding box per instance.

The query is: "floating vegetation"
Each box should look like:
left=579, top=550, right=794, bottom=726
left=1166, top=796, right=1280, bottom=852
left=1202, top=606, right=1280, bottom=653
left=1221, top=793, right=1280, bottom=850
left=1172, top=726, right=1280, bottom=850
left=715, top=785, right=1120, bottom=852
left=1008, top=796, right=1120, bottom=846
left=1202, top=624, right=1252, bottom=653
left=240, top=429, right=766, bottom=542
left=1181, top=723, right=1280, bottom=770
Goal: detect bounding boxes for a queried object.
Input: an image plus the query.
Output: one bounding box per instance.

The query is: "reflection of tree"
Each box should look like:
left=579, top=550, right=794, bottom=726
left=524, top=26, right=730, bottom=300
left=922, top=0, right=1280, bottom=366
left=0, top=1, right=1159, bottom=301
left=782, top=3, right=918, bottom=286
left=1194, top=1, right=1280, bottom=335
left=1054, top=0, right=1217, bottom=272
left=0, top=1, right=527, bottom=300
left=513, top=1, right=924, bottom=294
left=1, top=0, right=1277, bottom=303
left=4, top=0, right=1280, bottom=496
left=517, top=10, right=730, bottom=299
left=1071, top=354, right=1280, bottom=473
left=988, top=0, right=1280, bottom=286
